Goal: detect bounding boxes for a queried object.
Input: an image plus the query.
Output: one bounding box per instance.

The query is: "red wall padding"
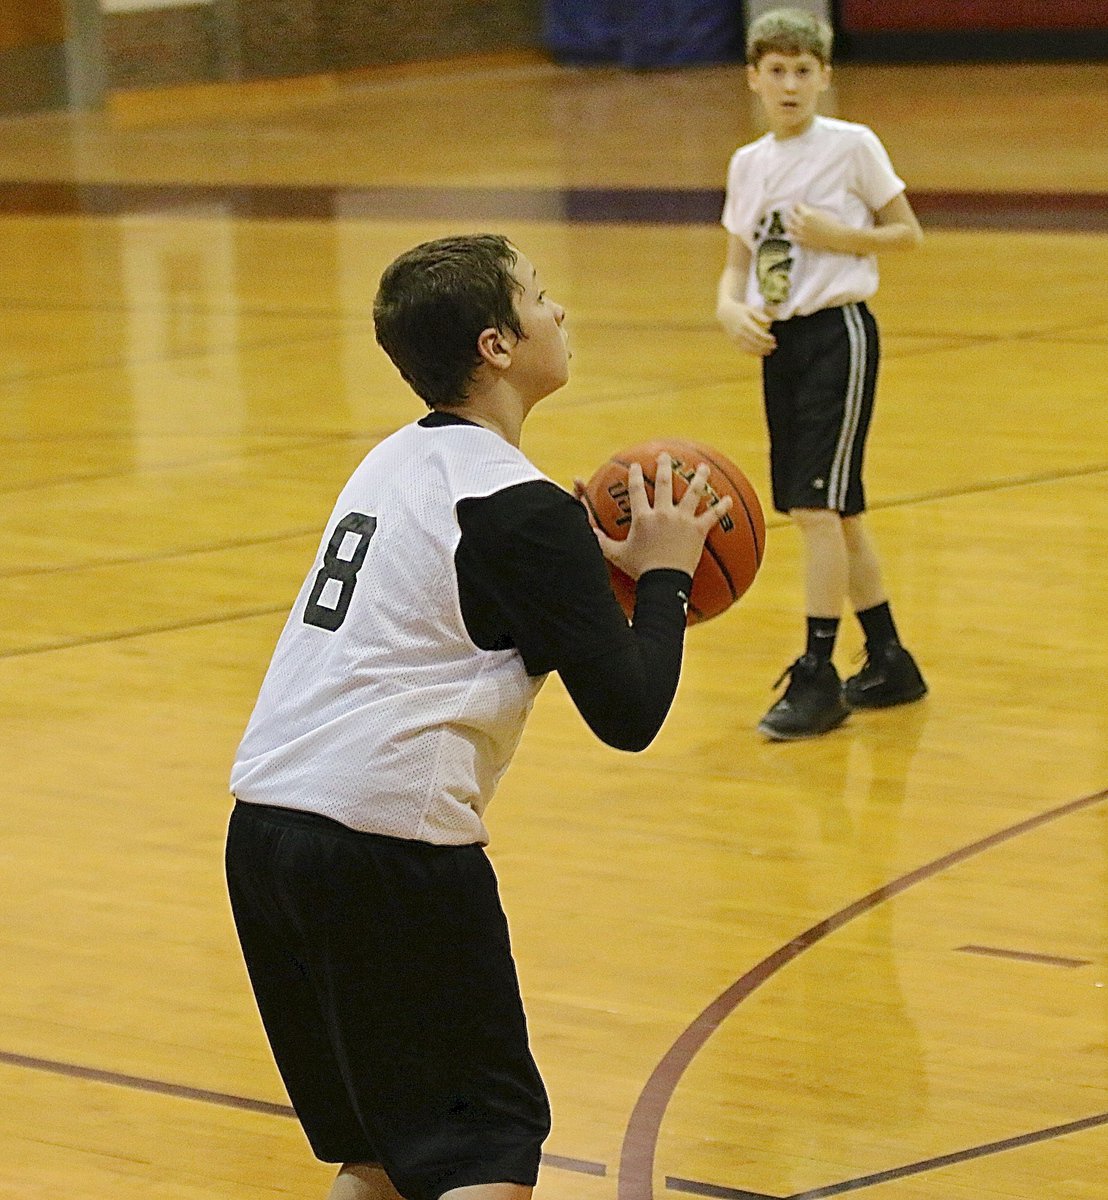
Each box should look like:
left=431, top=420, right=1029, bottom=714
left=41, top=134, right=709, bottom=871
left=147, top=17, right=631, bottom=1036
left=839, top=1, right=1106, bottom=32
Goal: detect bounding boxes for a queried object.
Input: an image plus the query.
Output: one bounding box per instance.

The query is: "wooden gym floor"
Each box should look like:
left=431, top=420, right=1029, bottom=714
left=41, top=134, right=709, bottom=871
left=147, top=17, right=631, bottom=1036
left=0, top=51, right=1105, bottom=1200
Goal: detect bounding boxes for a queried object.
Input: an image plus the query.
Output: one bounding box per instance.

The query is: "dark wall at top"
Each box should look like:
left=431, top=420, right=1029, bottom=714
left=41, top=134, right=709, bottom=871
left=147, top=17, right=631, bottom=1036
left=0, top=0, right=67, bottom=111
left=837, top=0, right=1107, bottom=60
left=104, top=0, right=543, bottom=91
left=839, top=0, right=1105, bottom=30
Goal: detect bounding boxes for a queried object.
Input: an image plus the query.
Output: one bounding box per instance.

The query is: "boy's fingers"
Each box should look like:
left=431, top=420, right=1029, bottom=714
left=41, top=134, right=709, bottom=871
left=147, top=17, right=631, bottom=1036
left=678, top=463, right=711, bottom=511
left=626, top=461, right=649, bottom=515
left=653, top=452, right=673, bottom=506
left=699, top=493, right=733, bottom=530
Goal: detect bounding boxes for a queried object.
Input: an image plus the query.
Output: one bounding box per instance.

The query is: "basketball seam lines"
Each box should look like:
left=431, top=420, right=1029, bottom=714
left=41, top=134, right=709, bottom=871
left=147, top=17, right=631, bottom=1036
left=677, top=439, right=764, bottom=566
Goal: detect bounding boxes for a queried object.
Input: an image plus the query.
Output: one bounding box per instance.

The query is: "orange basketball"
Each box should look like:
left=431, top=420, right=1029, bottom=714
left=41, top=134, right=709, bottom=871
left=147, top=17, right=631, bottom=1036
left=582, top=438, right=766, bottom=625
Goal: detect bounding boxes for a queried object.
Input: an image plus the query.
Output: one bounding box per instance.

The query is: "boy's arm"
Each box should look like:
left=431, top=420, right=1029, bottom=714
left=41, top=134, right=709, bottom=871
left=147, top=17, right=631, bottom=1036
left=716, top=234, right=776, bottom=356
left=787, top=192, right=924, bottom=255
left=457, top=468, right=726, bottom=753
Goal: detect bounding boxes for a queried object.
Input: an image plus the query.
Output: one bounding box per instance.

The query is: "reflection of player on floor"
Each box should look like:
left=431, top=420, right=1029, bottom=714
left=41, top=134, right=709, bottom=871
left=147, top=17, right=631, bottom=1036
left=716, top=8, right=927, bottom=740
left=225, top=234, right=730, bottom=1200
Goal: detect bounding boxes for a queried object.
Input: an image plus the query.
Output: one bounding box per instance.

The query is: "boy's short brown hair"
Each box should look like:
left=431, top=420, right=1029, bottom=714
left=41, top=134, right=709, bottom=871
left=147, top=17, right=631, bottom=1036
left=373, top=233, right=525, bottom=410
left=746, top=7, right=833, bottom=65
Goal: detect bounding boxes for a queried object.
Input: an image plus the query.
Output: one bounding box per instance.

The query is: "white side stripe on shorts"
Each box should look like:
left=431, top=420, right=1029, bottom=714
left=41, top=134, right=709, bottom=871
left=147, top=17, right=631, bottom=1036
left=829, top=303, right=866, bottom=510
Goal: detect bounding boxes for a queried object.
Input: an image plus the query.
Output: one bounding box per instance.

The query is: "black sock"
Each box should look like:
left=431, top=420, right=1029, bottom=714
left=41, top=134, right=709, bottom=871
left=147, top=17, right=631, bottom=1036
left=856, top=601, right=899, bottom=652
left=806, top=616, right=840, bottom=662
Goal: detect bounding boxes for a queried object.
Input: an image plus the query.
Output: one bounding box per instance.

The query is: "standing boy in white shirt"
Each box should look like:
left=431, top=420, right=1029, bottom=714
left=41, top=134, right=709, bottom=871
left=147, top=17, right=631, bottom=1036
left=717, top=6, right=928, bottom=740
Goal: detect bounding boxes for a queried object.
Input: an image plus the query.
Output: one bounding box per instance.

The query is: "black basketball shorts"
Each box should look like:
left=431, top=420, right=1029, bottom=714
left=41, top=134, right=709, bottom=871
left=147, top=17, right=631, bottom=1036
left=225, top=801, right=550, bottom=1200
left=762, top=302, right=879, bottom=517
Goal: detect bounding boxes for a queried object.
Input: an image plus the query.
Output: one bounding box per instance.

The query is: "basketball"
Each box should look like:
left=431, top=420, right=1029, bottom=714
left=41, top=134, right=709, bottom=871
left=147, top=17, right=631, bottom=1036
left=582, top=438, right=766, bottom=625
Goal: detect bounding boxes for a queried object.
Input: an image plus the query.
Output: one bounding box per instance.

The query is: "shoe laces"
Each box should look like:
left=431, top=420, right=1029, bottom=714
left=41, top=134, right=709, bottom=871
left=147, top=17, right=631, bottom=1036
left=850, top=643, right=897, bottom=684
left=771, top=658, right=799, bottom=690
left=772, top=655, right=817, bottom=690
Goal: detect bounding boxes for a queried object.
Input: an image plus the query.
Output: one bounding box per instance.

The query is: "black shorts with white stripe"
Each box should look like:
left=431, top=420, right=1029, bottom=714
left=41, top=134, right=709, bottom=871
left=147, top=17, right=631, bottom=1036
left=761, top=301, right=879, bottom=517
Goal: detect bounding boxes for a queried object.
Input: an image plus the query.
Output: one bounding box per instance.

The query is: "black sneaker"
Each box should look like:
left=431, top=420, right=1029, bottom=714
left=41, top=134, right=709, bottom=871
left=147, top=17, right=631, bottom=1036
left=757, top=654, right=850, bottom=740
left=842, top=642, right=927, bottom=709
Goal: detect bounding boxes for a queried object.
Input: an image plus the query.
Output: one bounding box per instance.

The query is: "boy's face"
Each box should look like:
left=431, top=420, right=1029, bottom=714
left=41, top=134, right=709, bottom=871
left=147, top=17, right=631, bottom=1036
left=505, top=250, right=570, bottom=400
left=747, top=51, right=831, bottom=136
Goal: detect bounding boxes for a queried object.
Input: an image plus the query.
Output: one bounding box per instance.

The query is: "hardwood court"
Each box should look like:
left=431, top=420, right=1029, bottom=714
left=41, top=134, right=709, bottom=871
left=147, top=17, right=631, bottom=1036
left=0, top=54, right=1105, bottom=1200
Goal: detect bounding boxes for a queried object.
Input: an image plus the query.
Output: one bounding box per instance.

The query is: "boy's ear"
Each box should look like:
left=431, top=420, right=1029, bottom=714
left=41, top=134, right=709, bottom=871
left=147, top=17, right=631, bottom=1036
left=745, top=63, right=759, bottom=90
left=476, top=326, right=513, bottom=370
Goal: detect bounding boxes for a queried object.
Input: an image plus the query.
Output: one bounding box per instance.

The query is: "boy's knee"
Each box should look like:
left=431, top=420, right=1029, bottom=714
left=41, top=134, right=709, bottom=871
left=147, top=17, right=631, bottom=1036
left=330, top=1164, right=403, bottom=1200
left=789, top=506, right=841, bottom=530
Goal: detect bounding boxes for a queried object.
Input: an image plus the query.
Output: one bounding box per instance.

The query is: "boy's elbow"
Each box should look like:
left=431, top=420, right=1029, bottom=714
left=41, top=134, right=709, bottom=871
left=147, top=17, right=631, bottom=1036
left=716, top=292, right=738, bottom=327
left=901, top=219, right=924, bottom=249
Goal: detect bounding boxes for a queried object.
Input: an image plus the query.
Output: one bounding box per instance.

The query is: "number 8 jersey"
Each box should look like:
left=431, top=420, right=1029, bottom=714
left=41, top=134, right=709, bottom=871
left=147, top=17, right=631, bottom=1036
left=229, top=418, right=550, bottom=845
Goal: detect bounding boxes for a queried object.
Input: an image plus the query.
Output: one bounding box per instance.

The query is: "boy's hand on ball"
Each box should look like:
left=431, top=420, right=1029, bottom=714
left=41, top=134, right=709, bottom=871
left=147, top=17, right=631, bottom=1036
left=600, top=455, right=732, bottom=580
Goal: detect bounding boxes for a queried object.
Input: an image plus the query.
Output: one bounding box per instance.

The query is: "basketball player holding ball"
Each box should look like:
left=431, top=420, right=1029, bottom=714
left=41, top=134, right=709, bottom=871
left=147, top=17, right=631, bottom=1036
left=225, top=234, right=729, bottom=1200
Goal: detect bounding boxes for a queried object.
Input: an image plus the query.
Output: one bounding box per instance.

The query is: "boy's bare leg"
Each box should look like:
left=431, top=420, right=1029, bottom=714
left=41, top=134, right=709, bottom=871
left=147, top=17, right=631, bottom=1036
left=841, top=514, right=886, bottom=612
left=328, top=1165, right=532, bottom=1200
left=328, top=1164, right=405, bottom=1200
left=441, top=1186, right=533, bottom=1200
left=790, top=507, right=847, bottom=617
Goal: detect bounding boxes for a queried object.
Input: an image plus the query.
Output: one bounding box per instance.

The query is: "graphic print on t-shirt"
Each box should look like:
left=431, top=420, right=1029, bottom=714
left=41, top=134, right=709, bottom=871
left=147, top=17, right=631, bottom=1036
left=754, top=209, right=793, bottom=304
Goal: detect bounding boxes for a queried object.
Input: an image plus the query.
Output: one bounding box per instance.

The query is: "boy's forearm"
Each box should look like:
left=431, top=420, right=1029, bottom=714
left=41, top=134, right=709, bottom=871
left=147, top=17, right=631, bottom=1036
left=718, top=237, right=753, bottom=315
left=716, top=269, right=743, bottom=318
left=789, top=194, right=924, bottom=256
left=834, top=221, right=923, bottom=254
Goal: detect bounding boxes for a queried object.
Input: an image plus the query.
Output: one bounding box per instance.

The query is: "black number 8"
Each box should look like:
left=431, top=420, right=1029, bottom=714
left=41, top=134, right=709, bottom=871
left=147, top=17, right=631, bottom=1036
left=303, top=511, right=377, bottom=631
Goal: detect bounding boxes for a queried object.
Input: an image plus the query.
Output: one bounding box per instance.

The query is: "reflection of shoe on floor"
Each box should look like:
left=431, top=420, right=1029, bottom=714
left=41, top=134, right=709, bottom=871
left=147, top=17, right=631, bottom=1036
left=843, top=642, right=928, bottom=709
left=757, top=654, right=850, bottom=740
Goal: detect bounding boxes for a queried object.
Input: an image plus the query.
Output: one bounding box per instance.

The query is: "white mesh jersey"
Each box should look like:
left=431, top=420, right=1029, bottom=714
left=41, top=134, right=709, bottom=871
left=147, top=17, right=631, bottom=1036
left=721, top=116, right=906, bottom=320
left=229, top=420, right=551, bottom=845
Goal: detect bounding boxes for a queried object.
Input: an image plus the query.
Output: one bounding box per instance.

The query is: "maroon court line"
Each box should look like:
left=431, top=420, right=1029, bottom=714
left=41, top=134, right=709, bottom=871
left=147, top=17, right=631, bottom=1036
left=667, top=1180, right=777, bottom=1199
left=0, top=604, right=291, bottom=660
left=0, top=1048, right=295, bottom=1116
left=667, top=1108, right=1108, bottom=1199
left=0, top=182, right=1104, bottom=231
left=617, top=786, right=1108, bottom=1200
left=956, top=944, right=1093, bottom=969
left=0, top=1048, right=606, bottom=1177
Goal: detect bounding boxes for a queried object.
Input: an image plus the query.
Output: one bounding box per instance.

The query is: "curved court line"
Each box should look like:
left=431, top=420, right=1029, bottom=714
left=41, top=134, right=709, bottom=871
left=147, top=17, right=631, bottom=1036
left=668, top=1107, right=1108, bottom=1199
left=617, top=786, right=1108, bottom=1200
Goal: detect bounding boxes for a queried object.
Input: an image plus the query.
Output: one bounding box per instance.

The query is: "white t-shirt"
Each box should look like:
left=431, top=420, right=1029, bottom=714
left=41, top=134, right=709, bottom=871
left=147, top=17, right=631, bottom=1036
left=229, top=420, right=550, bottom=846
left=721, top=116, right=905, bottom=320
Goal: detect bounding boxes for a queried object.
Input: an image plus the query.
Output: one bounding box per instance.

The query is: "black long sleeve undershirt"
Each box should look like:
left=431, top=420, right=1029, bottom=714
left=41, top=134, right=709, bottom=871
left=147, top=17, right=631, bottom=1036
left=455, top=479, right=692, bottom=752
left=557, top=568, right=691, bottom=751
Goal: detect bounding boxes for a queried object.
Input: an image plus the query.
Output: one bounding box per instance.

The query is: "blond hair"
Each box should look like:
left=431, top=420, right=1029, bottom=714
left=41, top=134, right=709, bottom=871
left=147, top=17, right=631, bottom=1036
left=746, top=8, right=833, bottom=65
